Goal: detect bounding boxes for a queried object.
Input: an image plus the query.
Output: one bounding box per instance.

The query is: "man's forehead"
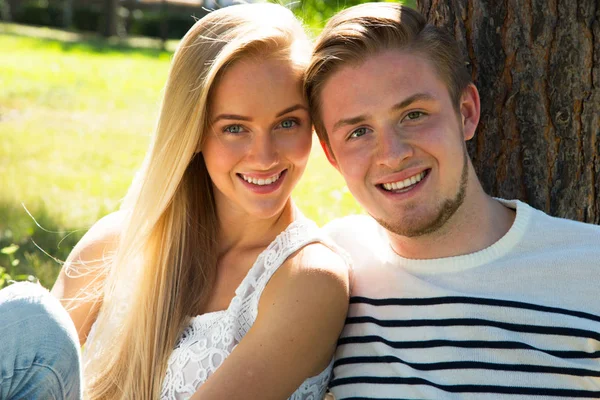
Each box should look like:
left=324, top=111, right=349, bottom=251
left=319, top=51, right=443, bottom=119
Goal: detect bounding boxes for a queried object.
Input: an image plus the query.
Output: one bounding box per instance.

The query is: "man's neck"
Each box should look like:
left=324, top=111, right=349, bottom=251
left=387, top=188, right=516, bottom=260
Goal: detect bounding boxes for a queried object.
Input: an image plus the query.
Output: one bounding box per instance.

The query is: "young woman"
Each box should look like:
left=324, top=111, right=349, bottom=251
left=49, top=3, right=349, bottom=399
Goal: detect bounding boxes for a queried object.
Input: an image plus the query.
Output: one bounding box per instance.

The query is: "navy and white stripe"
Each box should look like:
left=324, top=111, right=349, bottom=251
left=331, top=296, right=600, bottom=399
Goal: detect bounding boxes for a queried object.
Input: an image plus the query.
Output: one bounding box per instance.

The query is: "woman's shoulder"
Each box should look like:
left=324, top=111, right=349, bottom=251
left=76, top=209, right=128, bottom=251
left=53, top=209, right=128, bottom=290
left=57, top=209, right=128, bottom=278
left=262, top=241, right=350, bottom=311
left=292, top=241, right=350, bottom=283
left=51, top=209, right=129, bottom=343
left=264, top=213, right=350, bottom=288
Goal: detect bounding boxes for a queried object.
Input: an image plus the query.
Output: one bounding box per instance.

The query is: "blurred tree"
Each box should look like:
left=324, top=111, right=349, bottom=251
left=0, top=0, right=11, bottom=21
left=418, top=0, right=599, bottom=224
left=103, top=0, right=118, bottom=37
left=62, top=0, right=73, bottom=28
left=160, top=0, right=169, bottom=50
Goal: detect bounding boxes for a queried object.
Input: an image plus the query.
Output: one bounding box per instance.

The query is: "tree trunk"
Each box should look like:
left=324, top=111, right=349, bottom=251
left=160, top=0, right=169, bottom=51
left=417, top=0, right=600, bottom=224
left=0, top=0, right=11, bottom=22
left=62, top=0, right=73, bottom=29
left=102, top=0, right=118, bottom=37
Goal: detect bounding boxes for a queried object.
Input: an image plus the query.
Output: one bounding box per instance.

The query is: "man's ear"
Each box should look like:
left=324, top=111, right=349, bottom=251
left=460, top=84, right=481, bottom=141
left=320, top=139, right=339, bottom=170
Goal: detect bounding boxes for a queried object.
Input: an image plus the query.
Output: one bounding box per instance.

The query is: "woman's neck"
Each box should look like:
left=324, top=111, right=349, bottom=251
left=216, top=200, right=297, bottom=255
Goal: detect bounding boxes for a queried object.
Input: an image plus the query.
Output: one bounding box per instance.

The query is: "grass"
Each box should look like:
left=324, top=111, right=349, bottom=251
left=0, top=23, right=362, bottom=289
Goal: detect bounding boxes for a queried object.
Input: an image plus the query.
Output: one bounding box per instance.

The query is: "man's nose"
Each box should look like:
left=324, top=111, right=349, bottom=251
left=375, top=126, right=414, bottom=168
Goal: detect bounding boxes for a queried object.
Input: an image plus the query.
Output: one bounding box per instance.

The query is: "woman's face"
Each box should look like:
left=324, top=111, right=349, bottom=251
left=202, top=56, right=312, bottom=220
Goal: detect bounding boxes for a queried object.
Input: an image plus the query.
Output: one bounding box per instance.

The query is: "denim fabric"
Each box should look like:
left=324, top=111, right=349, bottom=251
left=0, top=282, right=82, bottom=400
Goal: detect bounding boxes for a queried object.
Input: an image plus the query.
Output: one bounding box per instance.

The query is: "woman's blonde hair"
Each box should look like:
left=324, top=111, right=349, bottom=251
left=82, top=4, right=311, bottom=398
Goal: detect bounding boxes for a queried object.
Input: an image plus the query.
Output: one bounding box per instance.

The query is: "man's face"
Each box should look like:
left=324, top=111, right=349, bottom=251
left=319, top=50, right=479, bottom=237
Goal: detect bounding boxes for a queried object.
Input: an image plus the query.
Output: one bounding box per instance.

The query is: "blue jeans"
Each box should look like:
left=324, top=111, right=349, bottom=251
left=0, top=282, right=82, bottom=399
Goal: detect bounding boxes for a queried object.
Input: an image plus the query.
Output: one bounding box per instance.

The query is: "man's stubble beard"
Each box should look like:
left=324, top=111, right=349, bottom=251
left=374, top=149, right=469, bottom=238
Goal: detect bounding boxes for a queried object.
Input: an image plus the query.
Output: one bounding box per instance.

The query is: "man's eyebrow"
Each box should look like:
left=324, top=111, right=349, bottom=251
left=332, top=114, right=370, bottom=133
left=392, top=93, right=436, bottom=111
left=276, top=104, right=308, bottom=117
left=331, top=93, right=437, bottom=133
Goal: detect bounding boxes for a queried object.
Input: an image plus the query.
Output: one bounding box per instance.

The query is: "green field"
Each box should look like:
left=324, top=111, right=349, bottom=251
left=0, top=24, right=363, bottom=289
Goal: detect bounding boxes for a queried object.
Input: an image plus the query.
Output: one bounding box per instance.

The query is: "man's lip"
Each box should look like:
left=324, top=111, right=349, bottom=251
left=376, top=168, right=430, bottom=198
left=375, top=167, right=431, bottom=185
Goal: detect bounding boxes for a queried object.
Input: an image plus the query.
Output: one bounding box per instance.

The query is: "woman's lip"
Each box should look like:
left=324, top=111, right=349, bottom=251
left=237, top=169, right=285, bottom=179
left=237, top=169, right=287, bottom=194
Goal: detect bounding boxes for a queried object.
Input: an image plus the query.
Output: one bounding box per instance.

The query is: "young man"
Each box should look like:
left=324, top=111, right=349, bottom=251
left=305, top=3, right=600, bottom=399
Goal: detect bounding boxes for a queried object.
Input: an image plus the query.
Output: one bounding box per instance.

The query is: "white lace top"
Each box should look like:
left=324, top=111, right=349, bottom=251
left=87, top=217, right=333, bottom=399
left=160, top=217, right=334, bottom=399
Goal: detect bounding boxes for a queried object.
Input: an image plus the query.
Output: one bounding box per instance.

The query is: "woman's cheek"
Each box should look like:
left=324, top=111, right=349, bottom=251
left=280, top=130, right=313, bottom=161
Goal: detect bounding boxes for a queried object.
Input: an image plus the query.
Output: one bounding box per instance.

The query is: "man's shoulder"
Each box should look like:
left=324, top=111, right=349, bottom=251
left=500, top=199, right=600, bottom=263
left=515, top=199, right=600, bottom=243
left=323, top=214, right=379, bottom=233
left=323, top=214, right=391, bottom=271
left=324, top=214, right=385, bottom=248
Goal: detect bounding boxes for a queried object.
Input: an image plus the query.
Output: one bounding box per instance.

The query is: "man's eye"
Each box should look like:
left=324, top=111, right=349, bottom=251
left=279, top=119, right=298, bottom=129
left=405, top=111, right=425, bottom=121
left=349, top=127, right=369, bottom=138
left=224, top=125, right=244, bottom=134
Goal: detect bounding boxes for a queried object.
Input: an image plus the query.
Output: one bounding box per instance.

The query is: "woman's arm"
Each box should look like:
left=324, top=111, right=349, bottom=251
left=51, top=211, right=124, bottom=345
left=191, top=243, right=350, bottom=400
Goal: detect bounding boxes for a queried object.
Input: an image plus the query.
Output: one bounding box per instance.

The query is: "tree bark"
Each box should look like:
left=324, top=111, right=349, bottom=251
left=417, top=0, right=600, bottom=224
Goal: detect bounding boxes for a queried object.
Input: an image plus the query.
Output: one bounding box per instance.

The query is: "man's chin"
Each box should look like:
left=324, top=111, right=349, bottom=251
left=373, top=193, right=466, bottom=239
left=374, top=211, right=448, bottom=238
left=375, top=157, right=469, bottom=239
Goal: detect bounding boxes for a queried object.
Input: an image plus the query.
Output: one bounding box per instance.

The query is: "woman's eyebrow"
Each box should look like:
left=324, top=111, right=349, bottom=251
left=212, top=114, right=253, bottom=123
left=212, top=104, right=307, bottom=123
left=276, top=104, right=308, bottom=117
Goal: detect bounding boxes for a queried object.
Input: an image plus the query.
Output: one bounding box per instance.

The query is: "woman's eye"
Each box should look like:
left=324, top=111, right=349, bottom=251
left=279, top=119, right=297, bottom=129
left=349, top=127, right=369, bottom=139
left=404, top=111, right=425, bottom=121
left=224, top=125, right=244, bottom=134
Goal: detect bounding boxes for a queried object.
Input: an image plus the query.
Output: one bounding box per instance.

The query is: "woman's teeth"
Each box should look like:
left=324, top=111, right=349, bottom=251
left=241, top=172, right=282, bottom=186
left=382, top=171, right=426, bottom=191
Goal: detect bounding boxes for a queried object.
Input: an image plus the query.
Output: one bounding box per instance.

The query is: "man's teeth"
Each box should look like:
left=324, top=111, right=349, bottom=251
left=241, top=172, right=282, bottom=186
left=382, top=171, right=426, bottom=191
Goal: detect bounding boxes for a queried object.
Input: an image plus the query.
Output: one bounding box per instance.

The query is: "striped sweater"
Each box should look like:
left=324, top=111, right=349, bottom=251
left=324, top=200, right=600, bottom=399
